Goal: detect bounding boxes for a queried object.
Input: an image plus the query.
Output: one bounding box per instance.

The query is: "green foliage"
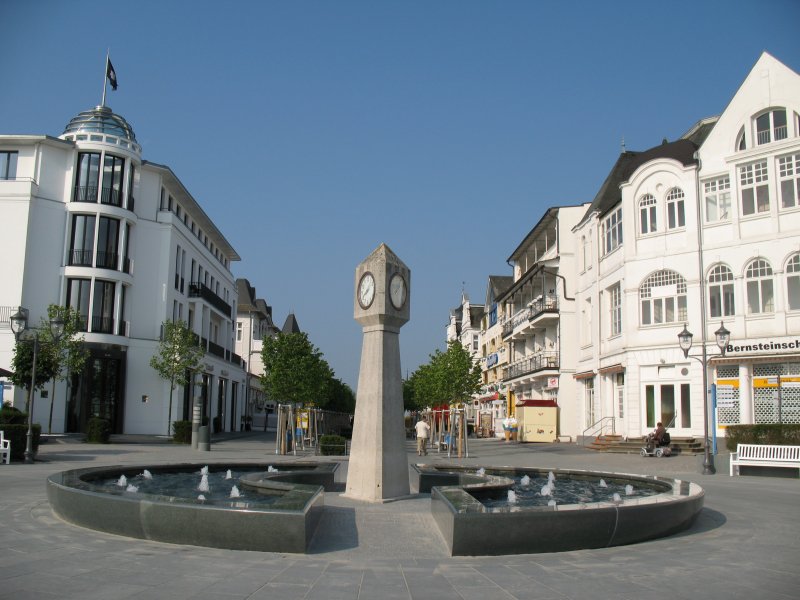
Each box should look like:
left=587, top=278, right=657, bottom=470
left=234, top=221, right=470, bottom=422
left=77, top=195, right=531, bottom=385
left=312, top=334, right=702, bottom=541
left=260, top=332, right=333, bottom=408
left=725, top=424, right=800, bottom=450
left=0, top=405, right=26, bottom=425
left=0, top=424, right=40, bottom=461
left=150, top=320, right=205, bottom=435
left=323, top=378, right=356, bottom=413
left=86, top=418, right=111, bottom=443
left=318, top=434, right=347, bottom=456
left=172, top=420, right=192, bottom=444
left=408, top=341, right=482, bottom=408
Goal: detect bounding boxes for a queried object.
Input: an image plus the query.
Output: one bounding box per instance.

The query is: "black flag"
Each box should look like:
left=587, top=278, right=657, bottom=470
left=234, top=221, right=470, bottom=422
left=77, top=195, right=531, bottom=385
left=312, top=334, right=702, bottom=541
left=107, top=58, right=118, bottom=91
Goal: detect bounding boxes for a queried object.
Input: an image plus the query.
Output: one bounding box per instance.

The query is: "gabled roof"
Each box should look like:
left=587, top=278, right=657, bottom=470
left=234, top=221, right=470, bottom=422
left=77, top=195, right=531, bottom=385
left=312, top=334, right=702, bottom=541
left=236, top=278, right=274, bottom=324
left=486, top=275, right=513, bottom=307
left=282, top=313, right=301, bottom=334
left=576, top=138, right=701, bottom=228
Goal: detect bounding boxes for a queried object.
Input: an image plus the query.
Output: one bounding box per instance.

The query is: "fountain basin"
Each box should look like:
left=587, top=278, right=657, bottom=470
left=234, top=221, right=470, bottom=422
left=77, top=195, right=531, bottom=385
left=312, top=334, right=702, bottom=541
left=415, top=465, right=704, bottom=556
left=47, top=462, right=337, bottom=553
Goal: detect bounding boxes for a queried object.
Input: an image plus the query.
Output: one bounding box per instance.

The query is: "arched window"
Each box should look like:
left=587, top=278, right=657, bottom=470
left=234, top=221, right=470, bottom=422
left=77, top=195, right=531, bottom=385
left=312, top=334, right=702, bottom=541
left=708, top=264, right=735, bottom=317
left=787, top=254, right=800, bottom=311
left=639, top=194, right=657, bottom=235
left=736, top=126, right=746, bottom=151
left=745, top=259, right=774, bottom=314
left=756, top=109, right=787, bottom=145
left=666, top=188, right=685, bottom=229
left=640, top=270, right=687, bottom=325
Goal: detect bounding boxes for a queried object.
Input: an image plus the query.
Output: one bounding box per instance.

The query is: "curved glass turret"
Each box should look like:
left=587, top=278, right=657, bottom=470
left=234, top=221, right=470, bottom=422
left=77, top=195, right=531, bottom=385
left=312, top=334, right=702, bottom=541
left=62, top=105, right=137, bottom=142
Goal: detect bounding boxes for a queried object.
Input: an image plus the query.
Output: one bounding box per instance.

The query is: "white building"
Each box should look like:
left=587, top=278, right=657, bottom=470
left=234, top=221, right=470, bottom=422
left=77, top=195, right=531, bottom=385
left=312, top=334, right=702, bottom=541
left=572, top=52, right=800, bottom=441
left=0, top=104, right=246, bottom=435
left=497, top=204, right=589, bottom=440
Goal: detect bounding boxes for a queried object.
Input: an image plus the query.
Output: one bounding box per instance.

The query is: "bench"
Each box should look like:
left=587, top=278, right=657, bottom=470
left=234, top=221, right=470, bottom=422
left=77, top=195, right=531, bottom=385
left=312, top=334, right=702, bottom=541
left=729, top=443, right=800, bottom=476
left=0, top=430, right=9, bottom=465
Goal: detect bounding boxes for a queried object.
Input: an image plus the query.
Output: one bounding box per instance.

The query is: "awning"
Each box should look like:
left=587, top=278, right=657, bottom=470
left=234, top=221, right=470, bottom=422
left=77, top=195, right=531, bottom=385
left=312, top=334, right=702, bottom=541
left=516, top=399, right=557, bottom=408
left=573, top=370, right=596, bottom=380
left=598, top=364, right=625, bottom=375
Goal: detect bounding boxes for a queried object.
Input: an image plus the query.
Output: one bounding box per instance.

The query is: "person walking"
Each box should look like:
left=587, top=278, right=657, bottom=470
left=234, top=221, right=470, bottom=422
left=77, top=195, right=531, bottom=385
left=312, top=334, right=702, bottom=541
left=415, top=416, right=431, bottom=456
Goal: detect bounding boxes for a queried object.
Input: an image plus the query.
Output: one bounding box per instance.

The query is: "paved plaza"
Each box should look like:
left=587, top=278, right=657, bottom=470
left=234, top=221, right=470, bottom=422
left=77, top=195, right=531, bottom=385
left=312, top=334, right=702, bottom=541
left=0, top=432, right=798, bottom=599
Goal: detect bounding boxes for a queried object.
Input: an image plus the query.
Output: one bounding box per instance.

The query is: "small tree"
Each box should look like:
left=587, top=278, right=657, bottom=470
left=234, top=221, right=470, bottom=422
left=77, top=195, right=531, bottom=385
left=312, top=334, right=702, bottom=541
left=260, top=332, right=332, bottom=409
left=45, top=305, right=88, bottom=433
left=10, top=319, right=60, bottom=414
left=150, top=321, right=204, bottom=436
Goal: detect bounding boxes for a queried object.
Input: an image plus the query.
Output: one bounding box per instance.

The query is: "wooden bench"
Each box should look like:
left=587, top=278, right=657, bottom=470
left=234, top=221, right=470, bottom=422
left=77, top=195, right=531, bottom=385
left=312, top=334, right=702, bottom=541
left=729, top=443, right=800, bottom=476
left=0, top=430, right=10, bottom=465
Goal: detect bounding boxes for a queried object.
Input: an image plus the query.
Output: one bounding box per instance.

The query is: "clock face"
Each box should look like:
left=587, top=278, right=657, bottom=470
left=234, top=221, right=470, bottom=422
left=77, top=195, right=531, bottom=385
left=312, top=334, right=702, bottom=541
left=358, top=272, right=375, bottom=309
left=389, top=273, right=407, bottom=309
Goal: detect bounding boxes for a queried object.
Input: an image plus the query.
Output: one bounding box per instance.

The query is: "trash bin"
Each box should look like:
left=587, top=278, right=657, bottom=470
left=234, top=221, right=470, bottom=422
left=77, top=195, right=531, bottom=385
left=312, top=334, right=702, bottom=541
left=197, top=425, right=210, bottom=452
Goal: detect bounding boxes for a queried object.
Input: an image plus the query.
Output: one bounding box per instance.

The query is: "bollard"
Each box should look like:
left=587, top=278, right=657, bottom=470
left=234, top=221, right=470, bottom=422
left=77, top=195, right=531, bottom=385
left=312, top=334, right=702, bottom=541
left=197, top=425, right=210, bottom=451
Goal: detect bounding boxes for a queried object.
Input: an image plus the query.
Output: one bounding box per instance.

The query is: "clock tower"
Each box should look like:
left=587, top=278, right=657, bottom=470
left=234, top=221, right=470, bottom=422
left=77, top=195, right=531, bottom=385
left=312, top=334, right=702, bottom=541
left=345, top=244, right=411, bottom=501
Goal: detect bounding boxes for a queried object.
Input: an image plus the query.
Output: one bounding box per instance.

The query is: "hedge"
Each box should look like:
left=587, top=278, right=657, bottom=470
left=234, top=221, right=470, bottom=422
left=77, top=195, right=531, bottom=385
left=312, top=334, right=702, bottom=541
left=172, top=420, right=192, bottom=444
left=319, top=434, right=348, bottom=456
left=725, top=424, right=800, bottom=451
left=0, top=423, right=41, bottom=461
left=86, top=417, right=111, bottom=444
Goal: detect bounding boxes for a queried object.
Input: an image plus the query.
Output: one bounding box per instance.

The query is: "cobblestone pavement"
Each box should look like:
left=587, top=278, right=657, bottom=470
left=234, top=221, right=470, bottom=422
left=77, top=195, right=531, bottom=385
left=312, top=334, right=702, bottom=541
left=0, top=433, right=797, bottom=599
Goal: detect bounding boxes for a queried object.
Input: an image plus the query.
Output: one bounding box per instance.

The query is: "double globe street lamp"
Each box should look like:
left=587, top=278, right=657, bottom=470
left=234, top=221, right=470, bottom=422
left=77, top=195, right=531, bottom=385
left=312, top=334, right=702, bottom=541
left=9, top=307, right=64, bottom=464
left=678, top=321, right=731, bottom=475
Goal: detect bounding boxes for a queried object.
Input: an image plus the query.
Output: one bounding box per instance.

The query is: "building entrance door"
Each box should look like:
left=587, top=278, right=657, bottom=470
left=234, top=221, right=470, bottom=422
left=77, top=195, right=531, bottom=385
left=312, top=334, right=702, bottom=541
left=67, top=348, right=125, bottom=434
left=644, top=383, right=691, bottom=433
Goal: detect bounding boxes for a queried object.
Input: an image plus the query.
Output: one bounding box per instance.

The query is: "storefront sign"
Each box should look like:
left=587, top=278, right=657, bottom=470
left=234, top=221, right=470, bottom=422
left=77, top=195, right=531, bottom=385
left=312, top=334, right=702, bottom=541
left=546, top=377, right=559, bottom=389
left=725, top=338, right=800, bottom=355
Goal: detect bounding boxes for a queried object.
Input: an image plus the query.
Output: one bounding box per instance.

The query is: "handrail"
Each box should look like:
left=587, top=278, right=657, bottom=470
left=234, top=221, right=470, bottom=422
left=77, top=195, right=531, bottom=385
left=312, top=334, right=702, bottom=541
left=581, top=416, right=615, bottom=446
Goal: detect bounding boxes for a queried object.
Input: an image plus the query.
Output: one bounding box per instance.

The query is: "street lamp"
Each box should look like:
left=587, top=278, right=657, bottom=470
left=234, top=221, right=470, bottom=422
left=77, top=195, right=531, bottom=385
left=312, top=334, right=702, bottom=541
left=677, top=321, right=731, bottom=475
left=9, top=307, right=64, bottom=464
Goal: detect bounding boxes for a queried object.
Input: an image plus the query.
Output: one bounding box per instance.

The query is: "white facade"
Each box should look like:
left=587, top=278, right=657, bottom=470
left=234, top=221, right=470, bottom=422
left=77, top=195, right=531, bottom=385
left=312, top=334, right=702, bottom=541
left=498, top=204, right=589, bottom=439
left=572, top=52, right=800, bottom=441
left=0, top=105, right=246, bottom=435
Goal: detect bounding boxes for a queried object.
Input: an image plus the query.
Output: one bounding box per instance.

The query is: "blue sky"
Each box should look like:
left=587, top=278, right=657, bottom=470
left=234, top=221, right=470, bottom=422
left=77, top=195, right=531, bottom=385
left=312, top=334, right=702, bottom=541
left=2, top=0, right=799, bottom=389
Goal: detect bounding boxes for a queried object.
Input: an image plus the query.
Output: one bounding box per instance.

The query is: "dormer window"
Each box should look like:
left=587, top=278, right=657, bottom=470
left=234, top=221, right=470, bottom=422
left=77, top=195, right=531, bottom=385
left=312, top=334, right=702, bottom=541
left=756, top=109, right=787, bottom=145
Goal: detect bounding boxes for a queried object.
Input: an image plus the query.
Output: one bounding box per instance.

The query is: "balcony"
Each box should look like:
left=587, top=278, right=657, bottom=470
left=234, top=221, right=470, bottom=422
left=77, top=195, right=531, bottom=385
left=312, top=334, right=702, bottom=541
left=73, top=185, right=98, bottom=203
left=503, top=352, right=560, bottom=381
left=188, top=281, right=231, bottom=317
left=68, top=249, right=93, bottom=267
left=100, top=186, right=123, bottom=207
left=91, top=315, right=114, bottom=334
left=95, top=251, right=119, bottom=270
left=502, top=295, right=559, bottom=339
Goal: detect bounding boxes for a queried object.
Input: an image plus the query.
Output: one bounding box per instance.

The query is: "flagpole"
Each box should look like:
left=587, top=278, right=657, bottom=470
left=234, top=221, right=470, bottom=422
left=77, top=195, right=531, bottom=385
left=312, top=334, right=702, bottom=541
left=101, top=51, right=109, bottom=107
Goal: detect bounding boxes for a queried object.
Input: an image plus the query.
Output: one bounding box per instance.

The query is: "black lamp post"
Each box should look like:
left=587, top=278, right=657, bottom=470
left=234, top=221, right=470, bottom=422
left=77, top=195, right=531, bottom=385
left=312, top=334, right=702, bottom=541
left=678, top=321, right=731, bottom=475
left=10, top=307, right=64, bottom=464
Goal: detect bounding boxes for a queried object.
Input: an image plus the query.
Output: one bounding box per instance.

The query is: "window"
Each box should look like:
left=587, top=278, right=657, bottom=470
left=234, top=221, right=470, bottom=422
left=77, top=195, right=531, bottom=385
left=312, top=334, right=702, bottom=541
left=708, top=264, right=735, bottom=318
left=615, top=373, right=625, bottom=419
left=96, top=217, right=120, bottom=270
left=101, top=154, right=125, bottom=206
left=778, top=153, right=800, bottom=209
left=74, top=152, right=100, bottom=202
left=93, top=280, right=116, bottom=333
left=736, top=126, right=746, bottom=151
left=745, top=259, right=774, bottom=314
left=666, top=188, right=685, bottom=229
left=66, top=278, right=91, bottom=330
left=786, top=254, right=800, bottom=311
left=601, top=207, right=623, bottom=255
left=639, top=194, right=657, bottom=234
left=704, top=177, right=731, bottom=222
left=640, top=270, right=687, bottom=326
left=756, top=109, right=787, bottom=145
left=581, top=297, right=592, bottom=346
left=472, top=334, right=479, bottom=351
left=610, top=283, right=622, bottom=336
left=739, top=161, right=770, bottom=215
left=175, top=245, right=181, bottom=290
left=69, top=215, right=95, bottom=266
left=236, top=322, right=243, bottom=341
left=584, top=378, right=596, bottom=428
left=0, top=151, right=18, bottom=180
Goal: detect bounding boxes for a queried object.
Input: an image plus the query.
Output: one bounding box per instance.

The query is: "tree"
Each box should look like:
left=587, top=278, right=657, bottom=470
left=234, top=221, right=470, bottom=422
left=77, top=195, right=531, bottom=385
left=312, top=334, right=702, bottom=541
left=260, top=332, right=332, bottom=408
left=150, top=320, right=204, bottom=436
left=324, top=377, right=356, bottom=413
left=10, top=312, right=63, bottom=413
left=45, top=305, right=89, bottom=433
left=409, top=341, right=482, bottom=408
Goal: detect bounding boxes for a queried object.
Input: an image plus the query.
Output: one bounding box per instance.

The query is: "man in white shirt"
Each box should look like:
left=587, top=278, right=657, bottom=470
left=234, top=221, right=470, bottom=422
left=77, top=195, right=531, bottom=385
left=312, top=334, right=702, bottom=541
left=415, top=417, right=431, bottom=456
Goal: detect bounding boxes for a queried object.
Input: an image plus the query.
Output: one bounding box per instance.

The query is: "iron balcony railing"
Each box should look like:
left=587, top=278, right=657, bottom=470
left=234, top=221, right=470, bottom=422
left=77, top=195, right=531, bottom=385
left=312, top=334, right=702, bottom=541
left=68, top=249, right=93, bottom=266
left=91, top=315, right=114, bottom=334
left=188, top=281, right=232, bottom=317
left=502, top=294, right=559, bottom=338
left=72, top=185, right=134, bottom=211
left=503, top=351, right=560, bottom=380
left=207, top=340, right=226, bottom=359
left=95, top=251, right=119, bottom=270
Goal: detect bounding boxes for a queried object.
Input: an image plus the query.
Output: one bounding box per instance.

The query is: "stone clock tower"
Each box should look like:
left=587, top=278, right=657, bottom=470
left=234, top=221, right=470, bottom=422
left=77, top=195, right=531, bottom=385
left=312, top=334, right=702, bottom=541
left=345, top=243, right=411, bottom=501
